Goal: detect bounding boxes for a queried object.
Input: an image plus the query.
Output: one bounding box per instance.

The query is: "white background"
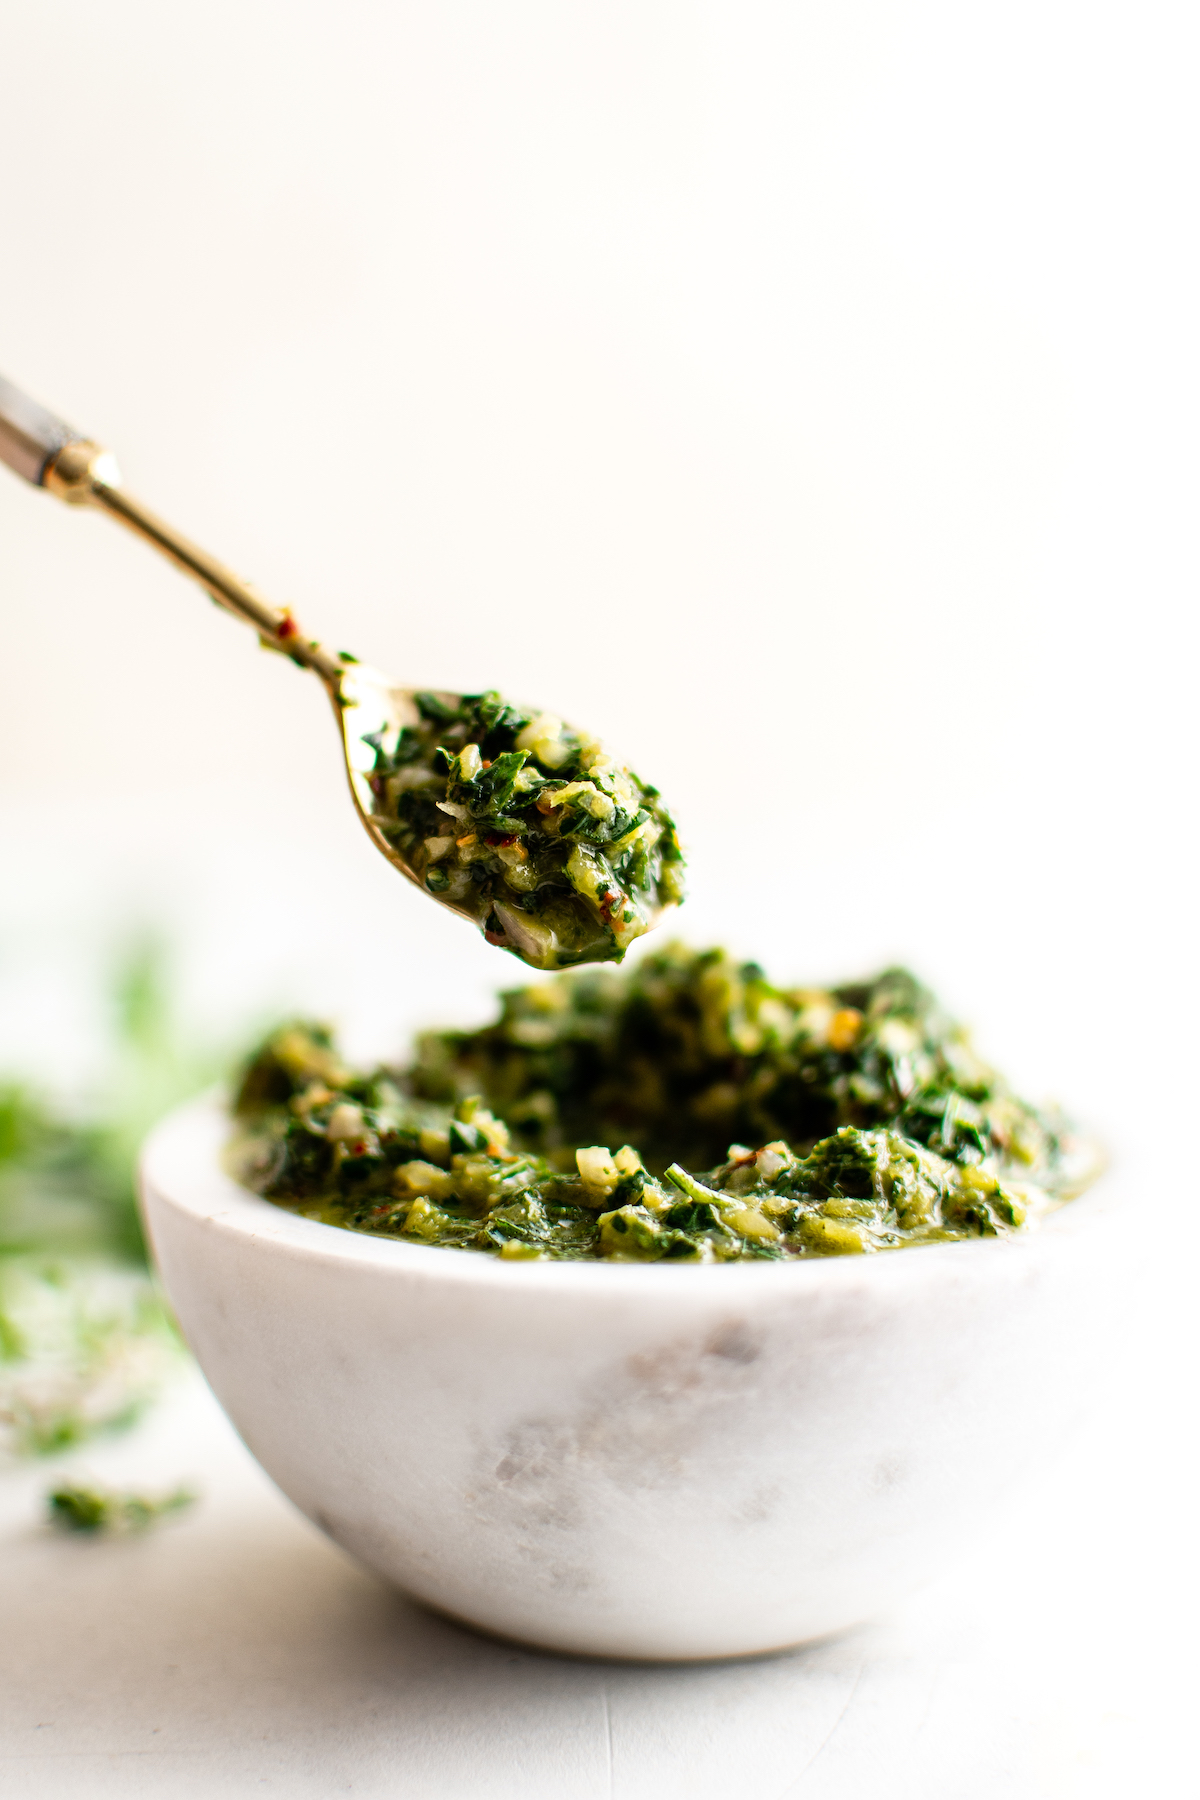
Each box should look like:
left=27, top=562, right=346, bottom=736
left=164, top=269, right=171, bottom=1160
left=0, top=3, right=1197, bottom=1793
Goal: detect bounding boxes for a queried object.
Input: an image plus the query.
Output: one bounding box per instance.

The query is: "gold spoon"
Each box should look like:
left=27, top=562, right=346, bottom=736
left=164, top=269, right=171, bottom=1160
left=0, top=374, right=684, bottom=970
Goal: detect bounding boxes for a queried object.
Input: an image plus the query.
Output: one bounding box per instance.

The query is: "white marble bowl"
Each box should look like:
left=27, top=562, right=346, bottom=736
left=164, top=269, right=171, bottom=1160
left=140, top=1097, right=1125, bottom=1660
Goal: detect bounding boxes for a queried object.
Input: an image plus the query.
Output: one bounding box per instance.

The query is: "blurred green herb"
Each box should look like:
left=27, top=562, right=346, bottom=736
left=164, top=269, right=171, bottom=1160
left=0, top=937, right=223, bottom=1460
left=47, top=1478, right=196, bottom=1534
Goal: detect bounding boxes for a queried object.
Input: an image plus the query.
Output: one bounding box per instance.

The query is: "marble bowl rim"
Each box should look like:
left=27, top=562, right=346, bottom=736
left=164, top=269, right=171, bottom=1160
left=140, top=1092, right=1124, bottom=1304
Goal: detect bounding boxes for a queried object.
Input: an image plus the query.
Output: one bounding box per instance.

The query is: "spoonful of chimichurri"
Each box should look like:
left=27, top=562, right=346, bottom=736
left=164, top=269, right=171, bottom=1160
left=0, top=374, right=684, bottom=969
left=337, top=678, right=683, bottom=966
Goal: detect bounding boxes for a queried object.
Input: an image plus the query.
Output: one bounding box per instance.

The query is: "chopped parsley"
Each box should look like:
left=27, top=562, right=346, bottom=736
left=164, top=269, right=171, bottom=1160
left=229, top=947, right=1097, bottom=1263
left=47, top=1480, right=196, bottom=1533
left=0, top=942, right=212, bottom=1460
left=359, top=689, right=684, bottom=968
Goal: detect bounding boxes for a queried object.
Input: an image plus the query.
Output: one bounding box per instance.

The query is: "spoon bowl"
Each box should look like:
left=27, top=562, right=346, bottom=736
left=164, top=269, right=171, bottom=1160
left=336, top=664, right=684, bottom=967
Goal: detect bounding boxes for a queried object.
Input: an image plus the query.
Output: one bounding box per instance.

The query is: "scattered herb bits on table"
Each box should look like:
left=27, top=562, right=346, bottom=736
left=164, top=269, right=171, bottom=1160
left=359, top=689, right=685, bottom=969
left=228, top=946, right=1098, bottom=1263
left=47, top=1481, right=196, bottom=1533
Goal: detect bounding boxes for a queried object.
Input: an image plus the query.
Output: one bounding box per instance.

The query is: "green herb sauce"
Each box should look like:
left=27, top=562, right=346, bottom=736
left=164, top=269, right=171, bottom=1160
left=230, top=946, right=1097, bottom=1262
left=361, top=689, right=685, bottom=969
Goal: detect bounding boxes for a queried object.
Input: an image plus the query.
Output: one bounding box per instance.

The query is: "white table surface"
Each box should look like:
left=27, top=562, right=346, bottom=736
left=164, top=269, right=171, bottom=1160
left=3, top=1256, right=1196, bottom=1800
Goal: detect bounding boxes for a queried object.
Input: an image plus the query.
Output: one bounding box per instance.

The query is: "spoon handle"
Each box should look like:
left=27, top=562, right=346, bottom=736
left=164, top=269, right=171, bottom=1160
left=0, top=373, right=78, bottom=484
left=0, top=371, right=342, bottom=686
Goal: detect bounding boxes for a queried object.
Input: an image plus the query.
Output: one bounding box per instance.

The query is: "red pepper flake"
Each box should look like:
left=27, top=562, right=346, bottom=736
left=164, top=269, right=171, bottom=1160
left=485, top=833, right=517, bottom=848
left=483, top=910, right=508, bottom=946
left=595, top=884, right=623, bottom=923
left=276, top=610, right=298, bottom=641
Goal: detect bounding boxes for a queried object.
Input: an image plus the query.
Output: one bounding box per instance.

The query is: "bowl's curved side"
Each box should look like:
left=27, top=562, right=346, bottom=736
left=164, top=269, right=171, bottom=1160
left=140, top=1098, right=1130, bottom=1659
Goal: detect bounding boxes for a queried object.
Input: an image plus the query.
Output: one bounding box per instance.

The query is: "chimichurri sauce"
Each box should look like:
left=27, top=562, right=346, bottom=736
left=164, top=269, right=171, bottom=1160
left=229, top=946, right=1097, bottom=1263
left=361, top=689, right=685, bottom=970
